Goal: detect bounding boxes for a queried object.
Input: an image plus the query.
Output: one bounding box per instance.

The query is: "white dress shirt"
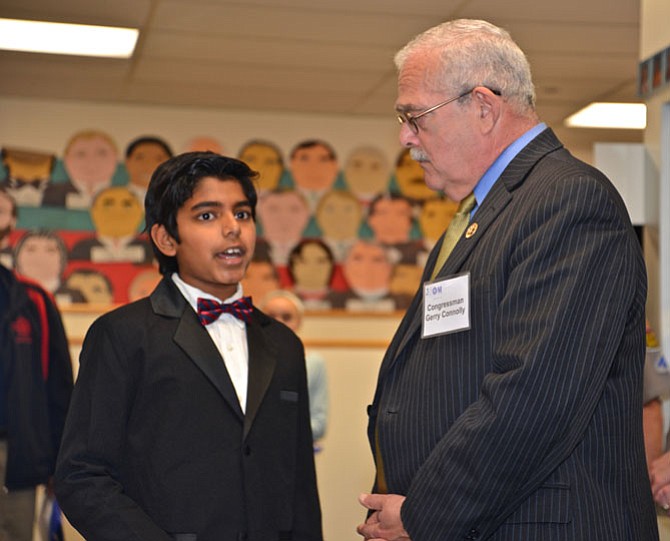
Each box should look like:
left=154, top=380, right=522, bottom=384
left=171, top=273, right=249, bottom=412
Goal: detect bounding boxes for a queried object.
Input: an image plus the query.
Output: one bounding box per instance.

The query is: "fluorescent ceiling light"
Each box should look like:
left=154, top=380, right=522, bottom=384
left=0, top=18, right=139, bottom=58
left=564, top=102, right=647, bottom=129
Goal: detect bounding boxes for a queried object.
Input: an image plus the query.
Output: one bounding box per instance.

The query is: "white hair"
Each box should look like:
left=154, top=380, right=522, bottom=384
left=394, top=19, right=536, bottom=115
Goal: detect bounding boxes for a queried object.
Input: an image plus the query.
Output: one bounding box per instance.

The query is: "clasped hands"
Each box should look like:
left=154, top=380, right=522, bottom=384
left=356, top=493, right=411, bottom=541
left=650, top=451, right=670, bottom=512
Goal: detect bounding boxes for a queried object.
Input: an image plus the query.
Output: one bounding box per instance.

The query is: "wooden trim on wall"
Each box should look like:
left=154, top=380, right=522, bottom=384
left=67, top=336, right=390, bottom=349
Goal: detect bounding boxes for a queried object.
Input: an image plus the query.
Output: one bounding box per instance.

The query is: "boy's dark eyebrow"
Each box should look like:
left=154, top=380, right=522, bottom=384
left=189, top=199, right=252, bottom=211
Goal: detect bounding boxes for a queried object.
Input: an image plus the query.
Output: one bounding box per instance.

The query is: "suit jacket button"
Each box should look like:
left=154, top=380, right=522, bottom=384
left=243, top=445, right=251, bottom=456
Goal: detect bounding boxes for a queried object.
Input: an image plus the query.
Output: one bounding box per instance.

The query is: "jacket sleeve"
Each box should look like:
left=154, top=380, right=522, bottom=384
left=54, top=317, right=173, bottom=541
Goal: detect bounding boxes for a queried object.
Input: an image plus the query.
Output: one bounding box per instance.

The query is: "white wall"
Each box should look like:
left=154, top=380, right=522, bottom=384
left=641, top=0, right=670, bottom=362
left=0, top=95, right=402, bottom=164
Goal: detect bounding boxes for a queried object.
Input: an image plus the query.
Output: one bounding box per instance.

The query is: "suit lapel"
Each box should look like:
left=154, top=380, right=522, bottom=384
left=383, top=128, right=564, bottom=373
left=243, top=312, right=277, bottom=440
left=151, top=278, right=244, bottom=421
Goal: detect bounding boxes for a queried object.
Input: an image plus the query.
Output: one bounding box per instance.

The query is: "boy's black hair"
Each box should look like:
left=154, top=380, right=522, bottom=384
left=145, top=152, right=259, bottom=275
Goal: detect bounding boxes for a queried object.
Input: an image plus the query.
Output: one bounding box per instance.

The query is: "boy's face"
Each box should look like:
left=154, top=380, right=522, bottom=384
left=151, top=176, right=256, bottom=301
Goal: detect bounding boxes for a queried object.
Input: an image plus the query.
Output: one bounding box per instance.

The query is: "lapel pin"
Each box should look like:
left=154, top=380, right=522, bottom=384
left=465, top=223, right=478, bottom=238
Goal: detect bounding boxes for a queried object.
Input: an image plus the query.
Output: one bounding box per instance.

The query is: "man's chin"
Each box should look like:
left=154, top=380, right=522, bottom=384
left=422, top=175, right=444, bottom=193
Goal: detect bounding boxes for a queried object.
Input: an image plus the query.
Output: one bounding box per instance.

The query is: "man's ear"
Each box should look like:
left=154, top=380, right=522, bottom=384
left=151, top=224, right=177, bottom=257
left=472, top=87, right=500, bottom=133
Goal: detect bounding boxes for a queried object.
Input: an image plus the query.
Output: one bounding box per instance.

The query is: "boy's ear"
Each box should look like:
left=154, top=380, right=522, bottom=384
left=151, top=224, right=177, bottom=257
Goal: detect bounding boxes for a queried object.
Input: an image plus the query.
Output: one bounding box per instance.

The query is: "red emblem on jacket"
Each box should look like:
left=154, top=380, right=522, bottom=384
left=11, top=316, right=33, bottom=344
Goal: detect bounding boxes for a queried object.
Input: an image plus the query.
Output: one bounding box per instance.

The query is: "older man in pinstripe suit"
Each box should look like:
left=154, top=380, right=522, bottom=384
left=357, top=19, right=658, bottom=541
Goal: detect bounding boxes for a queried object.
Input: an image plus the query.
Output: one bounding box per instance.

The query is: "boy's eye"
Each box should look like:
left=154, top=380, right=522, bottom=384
left=198, top=211, right=215, bottom=221
left=235, top=210, right=252, bottom=220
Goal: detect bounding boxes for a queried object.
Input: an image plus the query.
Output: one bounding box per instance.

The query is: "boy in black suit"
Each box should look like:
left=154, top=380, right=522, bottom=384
left=55, top=152, right=323, bottom=541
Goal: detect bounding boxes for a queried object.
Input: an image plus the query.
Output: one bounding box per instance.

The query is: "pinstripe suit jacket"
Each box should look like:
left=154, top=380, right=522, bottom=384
left=368, top=129, right=658, bottom=540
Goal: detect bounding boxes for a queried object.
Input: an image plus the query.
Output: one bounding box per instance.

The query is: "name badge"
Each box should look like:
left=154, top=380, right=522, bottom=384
left=422, top=272, right=471, bottom=338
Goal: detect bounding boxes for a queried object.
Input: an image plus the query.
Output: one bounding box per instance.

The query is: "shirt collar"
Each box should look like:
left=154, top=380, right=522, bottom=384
left=473, top=122, right=547, bottom=214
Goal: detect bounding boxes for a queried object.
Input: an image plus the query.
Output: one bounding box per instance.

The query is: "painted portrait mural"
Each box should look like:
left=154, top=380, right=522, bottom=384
left=1, top=133, right=457, bottom=311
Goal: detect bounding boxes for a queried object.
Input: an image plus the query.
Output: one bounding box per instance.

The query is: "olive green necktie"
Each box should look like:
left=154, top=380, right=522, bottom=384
left=430, top=192, right=476, bottom=280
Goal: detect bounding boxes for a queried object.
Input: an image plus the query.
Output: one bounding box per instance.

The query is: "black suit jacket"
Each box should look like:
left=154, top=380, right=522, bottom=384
left=369, top=129, right=658, bottom=540
left=55, top=277, right=322, bottom=541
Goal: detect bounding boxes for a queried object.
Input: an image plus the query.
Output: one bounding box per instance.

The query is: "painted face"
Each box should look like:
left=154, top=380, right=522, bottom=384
left=2, top=149, right=53, bottom=182
left=239, top=143, right=284, bottom=192
left=263, top=296, right=301, bottom=332
left=241, top=261, right=280, bottom=302
left=344, top=147, right=390, bottom=197
left=419, top=198, right=459, bottom=242
left=257, top=191, right=310, bottom=244
left=152, top=177, right=256, bottom=301
left=290, top=242, right=333, bottom=290
left=64, top=135, right=118, bottom=192
left=125, top=142, right=171, bottom=190
left=394, top=149, right=435, bottom=202
left=15, top=236, right=63, bottom=289
left=367, top=197, right=413, bottom=244
left=316, top=191, right=362, bottom=239
left=343, top=241, right=392, bottom=292
left=290, top=144, right=338, bottom=191
left=66, top=272, right=113, bottom=304
left=184, top=136, right=224, bottom=154
left=91, top=187, right=144, bottom=238
left=128, top=268, right=162, bottom=301
left=0, top=193, right=16, bottom=243
left=390, top=263, right=423, bottom=296
left=396, top=51, right=479, bottom=199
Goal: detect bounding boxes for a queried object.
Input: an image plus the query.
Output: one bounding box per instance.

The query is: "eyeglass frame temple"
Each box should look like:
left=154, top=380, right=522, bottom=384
left=396, top=86, right=502, bottom=133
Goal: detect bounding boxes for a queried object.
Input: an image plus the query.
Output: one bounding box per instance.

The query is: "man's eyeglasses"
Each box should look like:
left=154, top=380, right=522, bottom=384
left=396, top=87, right=501, bottom=134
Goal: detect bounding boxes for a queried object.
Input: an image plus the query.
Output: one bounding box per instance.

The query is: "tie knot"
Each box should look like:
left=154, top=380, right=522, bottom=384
left=196, top=296, right=253, bottom=326
left=457, top=192, right=477, bottom=215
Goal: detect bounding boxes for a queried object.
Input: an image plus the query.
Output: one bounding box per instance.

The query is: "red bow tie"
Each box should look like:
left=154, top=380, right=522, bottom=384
left=196, top=297, right=253, bottom=325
